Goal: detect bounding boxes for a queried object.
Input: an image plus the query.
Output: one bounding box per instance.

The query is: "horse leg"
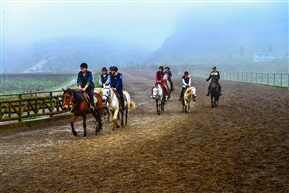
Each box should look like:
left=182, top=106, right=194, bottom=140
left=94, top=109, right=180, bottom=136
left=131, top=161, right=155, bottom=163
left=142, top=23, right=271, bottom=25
left=120, top=110, right=124, bottom=126
left=188, top=101, right=190, bottom=113
left=93, top=111, right=102, bottom=134
left=156, top=100, right=160, bottom=115
left=125, top=107, right=128, bottom=126
left=211, top=96, right=214, bottom=108
left=71, top=115, right=78, bottom=136
left=82, top=114, right=87, bottom=137
left=112, top=109, right=120, bottom=129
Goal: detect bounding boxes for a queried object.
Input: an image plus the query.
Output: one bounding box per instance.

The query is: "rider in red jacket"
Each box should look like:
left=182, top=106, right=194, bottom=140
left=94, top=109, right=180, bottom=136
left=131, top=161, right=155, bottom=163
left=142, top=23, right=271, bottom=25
left=155, top=66, right=168, bottom=99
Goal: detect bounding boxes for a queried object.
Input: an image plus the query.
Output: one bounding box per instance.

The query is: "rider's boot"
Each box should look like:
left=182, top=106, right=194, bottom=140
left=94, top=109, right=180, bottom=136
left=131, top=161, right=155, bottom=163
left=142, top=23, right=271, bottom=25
left=193, top=96, right=196, bottom=102
left=206, top=91, right=210, bottom=96
left=89, top=105, right=95, bottom=112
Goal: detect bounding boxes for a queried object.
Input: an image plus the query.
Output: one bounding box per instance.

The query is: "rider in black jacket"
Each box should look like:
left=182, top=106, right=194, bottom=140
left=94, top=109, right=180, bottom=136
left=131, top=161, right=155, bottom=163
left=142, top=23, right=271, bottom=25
left=206, top=66, right=222, bottom=96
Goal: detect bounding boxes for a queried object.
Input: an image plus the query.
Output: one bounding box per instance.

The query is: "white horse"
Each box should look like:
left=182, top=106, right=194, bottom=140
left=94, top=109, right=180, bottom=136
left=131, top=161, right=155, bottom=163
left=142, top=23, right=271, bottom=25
left=182, top=86, right=197, bottom=113
left=102, top=86, right=135, bottom=129
left=151, top=83, right=166, bottom=115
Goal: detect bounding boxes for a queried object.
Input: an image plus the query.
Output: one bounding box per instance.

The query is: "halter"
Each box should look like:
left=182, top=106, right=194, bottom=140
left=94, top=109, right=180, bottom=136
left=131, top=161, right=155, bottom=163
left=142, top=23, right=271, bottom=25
left=152, top=83, right=162, bottom=100
left=63, top=90, right=79, bottom=112
left=102, top=87, right=112, bottom=103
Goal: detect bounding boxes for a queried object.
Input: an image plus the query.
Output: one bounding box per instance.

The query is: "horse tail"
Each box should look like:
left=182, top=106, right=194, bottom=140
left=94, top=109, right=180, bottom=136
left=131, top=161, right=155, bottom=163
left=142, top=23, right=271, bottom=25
left=130, top=101, right=136, bottom=108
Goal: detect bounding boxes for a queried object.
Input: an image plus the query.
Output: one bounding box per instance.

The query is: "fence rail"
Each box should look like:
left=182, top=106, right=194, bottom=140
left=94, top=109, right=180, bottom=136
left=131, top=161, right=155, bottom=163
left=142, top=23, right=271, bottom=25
left=0, top=90, right=68, bottom=123
left=142, top=65, right=288, bottom=87
left=191, top=70, right=289, bottom=87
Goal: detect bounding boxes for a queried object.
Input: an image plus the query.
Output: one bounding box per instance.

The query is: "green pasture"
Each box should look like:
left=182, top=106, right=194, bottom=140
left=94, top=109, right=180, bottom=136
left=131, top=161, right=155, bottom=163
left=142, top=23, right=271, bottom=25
left=0, top=73, right=101, bottom=95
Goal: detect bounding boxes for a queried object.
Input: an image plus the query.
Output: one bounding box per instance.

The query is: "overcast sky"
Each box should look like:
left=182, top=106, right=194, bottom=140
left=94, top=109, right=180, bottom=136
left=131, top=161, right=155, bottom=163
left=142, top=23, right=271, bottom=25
left=1, top=0, right=197, bottom=49
left=2, top=0, right=287, bottom=49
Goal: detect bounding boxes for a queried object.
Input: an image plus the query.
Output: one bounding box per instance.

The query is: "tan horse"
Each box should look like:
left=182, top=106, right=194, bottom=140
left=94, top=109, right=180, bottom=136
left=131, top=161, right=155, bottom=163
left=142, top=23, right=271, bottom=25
left=182, top=86, right=196, bottom=113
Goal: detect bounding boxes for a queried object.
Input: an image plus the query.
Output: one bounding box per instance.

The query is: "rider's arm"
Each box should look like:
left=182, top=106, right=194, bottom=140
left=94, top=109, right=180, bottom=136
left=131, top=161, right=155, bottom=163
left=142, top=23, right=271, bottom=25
left=105, top=74, right=111, bottom=85
left=181, top=78, right=186, bottom=87
left=206, top=74, right=211, bottom=81
left=115, top=74, right=123, bottom=89
left=155, top=72, right=159, bottom=82
left=86, top=71, right=93, bottom=87
left=98, top=75, right=102, bottom=85
left=188, top=77, right=191, bottom=86
left=77, top=72, right=82, bottom=87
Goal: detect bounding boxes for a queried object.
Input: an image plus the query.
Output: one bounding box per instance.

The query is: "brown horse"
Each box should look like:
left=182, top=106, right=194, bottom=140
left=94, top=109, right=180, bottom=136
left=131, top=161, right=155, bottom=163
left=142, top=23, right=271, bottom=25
left=210, top=78, right=220, bottom=108
left=62, top=88, right=103, bottom=137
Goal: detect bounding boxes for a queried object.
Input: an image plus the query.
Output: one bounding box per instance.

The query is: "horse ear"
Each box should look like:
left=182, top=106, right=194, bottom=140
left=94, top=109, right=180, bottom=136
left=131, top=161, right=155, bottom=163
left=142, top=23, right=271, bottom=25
left=62, top=88, right=65, bottom=92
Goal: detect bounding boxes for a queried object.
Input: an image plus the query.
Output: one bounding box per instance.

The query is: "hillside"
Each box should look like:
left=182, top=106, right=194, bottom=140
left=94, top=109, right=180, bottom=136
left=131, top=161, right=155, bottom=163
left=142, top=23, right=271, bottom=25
left=2, top=37, right=153, bottom=73
left=144, top=3, right=288, bottom=73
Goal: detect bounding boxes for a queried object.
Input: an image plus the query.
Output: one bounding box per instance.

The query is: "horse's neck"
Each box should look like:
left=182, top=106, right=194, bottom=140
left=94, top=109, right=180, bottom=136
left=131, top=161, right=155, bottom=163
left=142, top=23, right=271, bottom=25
left=157, top=85, right=163, bottom=96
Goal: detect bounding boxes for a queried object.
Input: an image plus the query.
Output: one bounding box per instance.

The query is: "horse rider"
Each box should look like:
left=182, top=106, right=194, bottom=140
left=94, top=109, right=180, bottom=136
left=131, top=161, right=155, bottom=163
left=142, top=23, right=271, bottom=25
left=165, top=66, right=174, bottom=91
left=99, top=67, right=110, bottom=88
left=77, top=62, right=95, bottom=111
left=109, top=66, right=125, bottom=109
left=178, top=71, right=196, bottom=101
left=153, top=66, right=169, bottom=100
left=206, top=66, right=222, bottom=96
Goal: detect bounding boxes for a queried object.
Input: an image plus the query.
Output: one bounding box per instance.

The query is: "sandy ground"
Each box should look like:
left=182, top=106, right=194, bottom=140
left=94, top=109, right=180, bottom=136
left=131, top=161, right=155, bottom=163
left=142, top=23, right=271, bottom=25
left=1, top=70, right=289, bottom=192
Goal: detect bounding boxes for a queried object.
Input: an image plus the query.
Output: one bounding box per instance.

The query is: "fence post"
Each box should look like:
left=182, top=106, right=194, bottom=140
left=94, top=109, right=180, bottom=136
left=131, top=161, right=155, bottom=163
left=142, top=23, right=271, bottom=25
left=18, top=94, right=22, bottom=122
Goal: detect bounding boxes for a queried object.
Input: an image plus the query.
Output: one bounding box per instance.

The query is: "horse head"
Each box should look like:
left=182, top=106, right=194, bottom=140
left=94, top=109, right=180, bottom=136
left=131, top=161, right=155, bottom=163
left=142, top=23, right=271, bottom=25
left=152, top=83, right=163, bottom=99
left=102, top=86, right=111, bottom=102
left=62, top=88, right=75, bottom=109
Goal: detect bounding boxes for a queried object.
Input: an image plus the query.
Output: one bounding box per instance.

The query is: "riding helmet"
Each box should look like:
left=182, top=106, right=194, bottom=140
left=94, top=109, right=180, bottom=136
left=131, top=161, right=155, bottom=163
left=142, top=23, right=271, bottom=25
left=212, top=66, right=216, bottom=69
left=165, top=66, right=170, bottom=70
left=80, top=63, right=88, bottom=68
left=159, top=66, right=164, bottom=70
left=184, top=71, right=189, bottom=75
left=102, top=67, right=107, bottom=71
left=109, top=66, right=118, bottom=71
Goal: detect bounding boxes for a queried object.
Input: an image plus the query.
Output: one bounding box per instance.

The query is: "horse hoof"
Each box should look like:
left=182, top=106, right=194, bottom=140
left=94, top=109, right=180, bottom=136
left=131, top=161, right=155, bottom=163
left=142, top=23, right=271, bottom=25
left=73, top=132, right=77, bottom=136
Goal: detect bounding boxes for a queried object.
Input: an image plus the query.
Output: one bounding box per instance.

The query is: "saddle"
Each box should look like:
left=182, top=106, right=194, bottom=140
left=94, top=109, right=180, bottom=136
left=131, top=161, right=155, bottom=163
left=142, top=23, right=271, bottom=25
left=113, top=90, right=126, bottom=108
left=81, top=91, right=91, bottom=104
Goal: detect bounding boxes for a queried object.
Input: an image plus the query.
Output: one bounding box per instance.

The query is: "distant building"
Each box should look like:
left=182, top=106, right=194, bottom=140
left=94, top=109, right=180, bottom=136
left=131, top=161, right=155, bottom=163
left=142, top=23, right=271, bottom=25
left=254, top=52, right=275, bottom=62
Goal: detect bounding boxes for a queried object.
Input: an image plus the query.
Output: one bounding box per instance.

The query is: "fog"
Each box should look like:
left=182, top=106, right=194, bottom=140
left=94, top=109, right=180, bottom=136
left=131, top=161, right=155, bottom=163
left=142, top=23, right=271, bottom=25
left=1, top=1, right=288, bottom=73
left=2, top=1, right=190, bottom=49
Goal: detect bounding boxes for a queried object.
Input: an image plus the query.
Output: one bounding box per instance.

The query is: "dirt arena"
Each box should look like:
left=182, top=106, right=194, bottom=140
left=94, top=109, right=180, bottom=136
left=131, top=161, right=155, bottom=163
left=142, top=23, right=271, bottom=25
left=1, top=70, right=289, bottom=192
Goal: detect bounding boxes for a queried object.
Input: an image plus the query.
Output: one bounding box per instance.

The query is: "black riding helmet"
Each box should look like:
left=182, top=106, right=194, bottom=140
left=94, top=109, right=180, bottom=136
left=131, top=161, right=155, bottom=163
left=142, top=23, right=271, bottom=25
left=109, top=66, right=118, bottom=71
left=80, top=63, right=88, bottom=68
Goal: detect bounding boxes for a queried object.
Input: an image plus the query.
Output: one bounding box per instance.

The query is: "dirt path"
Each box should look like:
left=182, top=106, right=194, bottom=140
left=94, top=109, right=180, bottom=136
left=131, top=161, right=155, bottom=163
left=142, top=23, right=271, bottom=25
left=1, top=70, right=289, bottom=192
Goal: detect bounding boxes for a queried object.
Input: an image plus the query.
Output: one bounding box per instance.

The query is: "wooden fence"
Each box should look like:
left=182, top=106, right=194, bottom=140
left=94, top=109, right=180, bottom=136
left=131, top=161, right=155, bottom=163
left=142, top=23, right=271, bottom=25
left=0, top=90, right=68, bottom=123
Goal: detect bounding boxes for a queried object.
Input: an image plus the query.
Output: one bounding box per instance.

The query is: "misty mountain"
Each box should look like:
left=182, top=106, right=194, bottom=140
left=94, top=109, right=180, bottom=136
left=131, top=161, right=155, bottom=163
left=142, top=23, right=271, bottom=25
left=144, top=3, right=288, bottom=72
left=2, top=37, right=153, bottom=73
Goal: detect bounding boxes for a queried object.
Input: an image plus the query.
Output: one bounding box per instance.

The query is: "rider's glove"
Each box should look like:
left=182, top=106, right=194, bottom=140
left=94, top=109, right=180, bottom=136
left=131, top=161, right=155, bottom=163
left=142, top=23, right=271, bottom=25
left=206, top=79, right=209, bottom=82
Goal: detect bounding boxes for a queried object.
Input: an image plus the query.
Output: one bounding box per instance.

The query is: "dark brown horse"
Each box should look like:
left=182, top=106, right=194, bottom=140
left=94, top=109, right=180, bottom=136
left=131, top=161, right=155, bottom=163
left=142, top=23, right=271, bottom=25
left=62, top=88, right=103, bottom=137
left=210, top=78, right=220, bottom=108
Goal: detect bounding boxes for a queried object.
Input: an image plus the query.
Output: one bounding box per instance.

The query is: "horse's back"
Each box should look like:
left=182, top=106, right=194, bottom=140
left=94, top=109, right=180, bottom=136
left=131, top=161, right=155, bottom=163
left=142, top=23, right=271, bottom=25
left=123, top=91, right=136, bottom=109
left=94, top=92, right=103, bottom=108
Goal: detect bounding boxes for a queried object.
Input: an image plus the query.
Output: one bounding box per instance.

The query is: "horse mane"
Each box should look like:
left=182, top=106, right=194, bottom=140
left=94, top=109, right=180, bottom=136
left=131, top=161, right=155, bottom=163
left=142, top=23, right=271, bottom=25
left=65, top=89, right=83, bottom=102
left=73, top=90, right=84, bottom=102
left=185, top=87, right=192, bottom=94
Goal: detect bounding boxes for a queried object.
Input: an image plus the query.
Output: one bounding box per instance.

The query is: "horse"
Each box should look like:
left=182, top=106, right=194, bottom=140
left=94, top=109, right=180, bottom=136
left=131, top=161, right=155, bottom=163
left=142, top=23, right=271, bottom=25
left=62, top=88, right=103, bottom=137
left=102, top=86, right=135, bottom=129
left=182, top=86, right=196, bottom=113
left=163, top=73, right=172, bottom=99
left=210, top=78, right=220, bottom=108
left=151, top=83, right=166, bottom=115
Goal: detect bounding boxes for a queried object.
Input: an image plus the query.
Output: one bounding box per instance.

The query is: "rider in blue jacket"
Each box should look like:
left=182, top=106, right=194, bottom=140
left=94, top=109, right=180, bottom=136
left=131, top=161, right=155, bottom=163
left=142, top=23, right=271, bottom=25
left=109, top=66, right=125, bottom=109
left=77, top=63, right=95, bottom=111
